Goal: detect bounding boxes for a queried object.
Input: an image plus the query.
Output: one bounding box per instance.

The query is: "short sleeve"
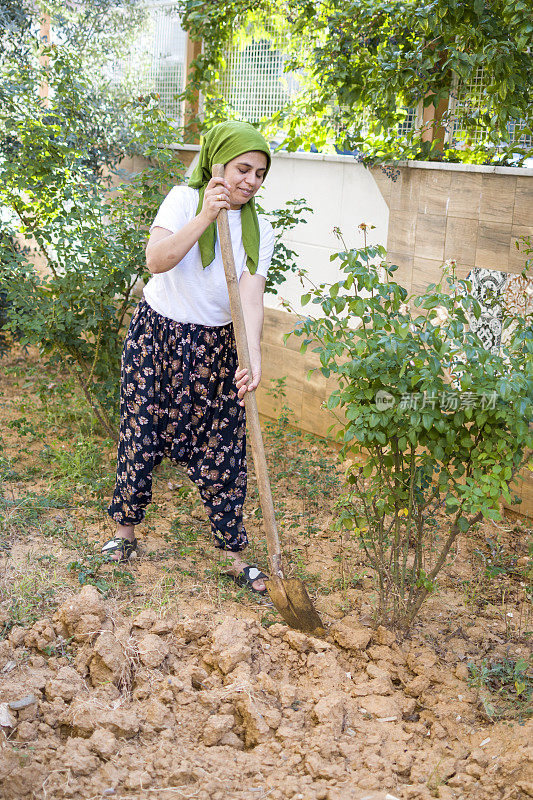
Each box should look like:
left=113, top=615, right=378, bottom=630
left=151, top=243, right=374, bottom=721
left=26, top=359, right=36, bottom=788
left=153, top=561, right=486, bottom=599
left=149, top=185, right=197, bottom=234
left=249, top=217, right=275, bottom=279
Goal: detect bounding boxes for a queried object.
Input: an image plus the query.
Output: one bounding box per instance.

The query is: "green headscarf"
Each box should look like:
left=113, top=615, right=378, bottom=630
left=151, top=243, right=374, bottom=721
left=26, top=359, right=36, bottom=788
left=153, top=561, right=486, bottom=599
left=188, top=121, right=271, bottom=274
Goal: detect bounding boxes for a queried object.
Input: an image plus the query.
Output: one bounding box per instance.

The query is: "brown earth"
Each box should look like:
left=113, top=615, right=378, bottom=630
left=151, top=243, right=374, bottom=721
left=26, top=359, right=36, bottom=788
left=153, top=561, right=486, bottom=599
left=0, top=348, right=532, bottom=800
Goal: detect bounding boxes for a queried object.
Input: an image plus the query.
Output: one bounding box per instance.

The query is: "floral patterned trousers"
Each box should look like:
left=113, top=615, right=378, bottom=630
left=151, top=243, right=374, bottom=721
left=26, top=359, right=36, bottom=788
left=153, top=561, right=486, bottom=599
left=108, top=300, right=248, bottom=551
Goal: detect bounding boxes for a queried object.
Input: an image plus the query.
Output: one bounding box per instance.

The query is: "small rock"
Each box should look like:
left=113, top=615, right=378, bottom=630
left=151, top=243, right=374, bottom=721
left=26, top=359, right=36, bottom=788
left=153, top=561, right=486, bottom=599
left=283, top=630, right=312, bottom=653
left=16, top=720, right=38, bottom=741
left=62, top=737, right=100, bottom=776
left=90, top=631, right=128, bottom=685
left=137, top=633, right=170, bottom=668
left=102, top=709, right=140, bottom=738
left=8, top=695, right=37, bottom=711
left=71, top=614, right=103, bottom=643
left=331, top=618, right=372, bottom=651
left=24, top=619, right=56, bottom=651
left=404, top=675, right=430, bottom=698
left=132, top=609, right=157, bottom=630
left=359, top=694, right=400, bottom=718
left=144, top=699, right=173, bottom=730
left=234, top=695, right=270, bottom=747
left=373, top=625, right=396, bottom=646
left=58, top=586, right=106, bottom=633
left=275, top=724, right=303, bottom=742
left=313, top=694, right=345, bottom=733
left=173, top=618, right=209, bottom=642
left=366, top=663, right=390, bottom=679
left=367, top=645, right=396, bottom=662
left=278, top=683, right=297, bottom=707
left=352, top=677, right=393, bottom=697
left=202, top=713, right=235, bottom=746
left=0, top=703, right=16, bottom=727
left=265, top=623, right=288, bottom=638
left=45, top=666, right=86, bottom=702
left=152, top=619, right=172, bottom=636
left=210, top=619, right=251, bottom=675
left=219, top=731, right=244, bottom=749
left=406, top=648, right=437, bottom=674
left=8, top=626, right=26, bottom=647
left=262, top=708, right=282, bottom=730
left=89, top=728, right=118, bottom=759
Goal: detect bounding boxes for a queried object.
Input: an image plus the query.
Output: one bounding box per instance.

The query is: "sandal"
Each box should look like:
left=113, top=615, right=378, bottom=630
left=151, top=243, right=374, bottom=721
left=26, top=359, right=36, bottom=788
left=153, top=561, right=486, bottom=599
left=101, top=536, right=138, bottom=563
left=226, top=565, right=269, bottom=595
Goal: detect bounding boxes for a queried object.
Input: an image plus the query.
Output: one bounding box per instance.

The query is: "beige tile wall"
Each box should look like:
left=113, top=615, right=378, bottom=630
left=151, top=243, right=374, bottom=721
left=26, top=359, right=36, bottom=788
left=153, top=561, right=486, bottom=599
left=383, top=168, right=532, bottom=290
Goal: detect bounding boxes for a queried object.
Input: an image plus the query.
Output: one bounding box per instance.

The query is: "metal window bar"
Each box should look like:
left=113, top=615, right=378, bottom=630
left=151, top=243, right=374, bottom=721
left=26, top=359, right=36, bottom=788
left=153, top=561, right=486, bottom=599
left=219, top=22, right=301, bottom=123
left=448, top=69, right=532, bottom=148
left=110, top=1, right=187, bottom=123
left=397, top=106, right=419, bottom=136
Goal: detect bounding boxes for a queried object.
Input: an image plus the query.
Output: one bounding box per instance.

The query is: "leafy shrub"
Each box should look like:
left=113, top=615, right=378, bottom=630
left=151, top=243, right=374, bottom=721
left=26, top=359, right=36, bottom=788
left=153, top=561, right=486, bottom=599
left=256, top=198, right=312, bottom=295
left=290, top=229, right=532, bottom=627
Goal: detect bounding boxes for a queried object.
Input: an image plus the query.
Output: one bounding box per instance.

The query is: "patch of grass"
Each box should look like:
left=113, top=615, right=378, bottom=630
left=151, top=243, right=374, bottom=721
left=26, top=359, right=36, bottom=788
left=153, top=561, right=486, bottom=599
left=0, top=490, right=74, bottom=553
left=474, top=535, right=523, bottom=580
left=168, top=517, right=203, bottom=558
left=39, top=435, right=113, bottom=496
left=139, top=573, right=180, bottom=614
left=0, top=446, right=24, bottom=482
left=468, top=656, right=533, bottom=722
left=3, top=562, right=66, bottom=626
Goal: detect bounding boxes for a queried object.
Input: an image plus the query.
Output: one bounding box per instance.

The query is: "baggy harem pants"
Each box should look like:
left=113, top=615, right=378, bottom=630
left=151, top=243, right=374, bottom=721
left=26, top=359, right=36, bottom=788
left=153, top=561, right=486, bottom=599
left=107, top=299, right=248, bottom=551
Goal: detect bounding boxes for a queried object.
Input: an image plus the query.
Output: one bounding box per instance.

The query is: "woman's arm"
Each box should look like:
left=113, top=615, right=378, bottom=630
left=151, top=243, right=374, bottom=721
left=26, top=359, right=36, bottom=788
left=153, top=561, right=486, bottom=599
left=145, top=177, right=231, bottom=274
left=235, top=270, right=266, bottom=406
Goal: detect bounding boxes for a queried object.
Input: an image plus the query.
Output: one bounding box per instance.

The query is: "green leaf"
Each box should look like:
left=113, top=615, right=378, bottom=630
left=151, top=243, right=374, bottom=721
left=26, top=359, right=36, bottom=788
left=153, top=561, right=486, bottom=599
left=457, top=516, right=469, bottom=533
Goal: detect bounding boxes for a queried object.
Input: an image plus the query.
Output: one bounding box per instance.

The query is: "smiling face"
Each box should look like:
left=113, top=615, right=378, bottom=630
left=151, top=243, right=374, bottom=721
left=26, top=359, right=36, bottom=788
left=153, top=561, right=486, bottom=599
left=224, top=150, right=268, bottom=209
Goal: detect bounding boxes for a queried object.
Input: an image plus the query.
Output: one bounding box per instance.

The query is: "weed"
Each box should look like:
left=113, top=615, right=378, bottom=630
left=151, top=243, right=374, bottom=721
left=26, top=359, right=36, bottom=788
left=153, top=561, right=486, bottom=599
left=261, top=609, right=281, bottom=628
left=7, top=416, right=38, bottom=439
left=0, top=490, right=73, bottom=548
left=67, top=555, right=134, bottom=595
left=468, top=655, right=533, bottom=721
left=474, top=536, right=521, bottom=579
left=42, top=637, right=75, bottom=660
left=39, top=435, right=112, bottom=495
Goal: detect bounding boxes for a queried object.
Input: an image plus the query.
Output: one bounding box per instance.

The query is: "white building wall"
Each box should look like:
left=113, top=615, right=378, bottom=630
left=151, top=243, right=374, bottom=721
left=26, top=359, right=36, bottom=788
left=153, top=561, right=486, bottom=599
left=258, top=152, right=389, bottom=314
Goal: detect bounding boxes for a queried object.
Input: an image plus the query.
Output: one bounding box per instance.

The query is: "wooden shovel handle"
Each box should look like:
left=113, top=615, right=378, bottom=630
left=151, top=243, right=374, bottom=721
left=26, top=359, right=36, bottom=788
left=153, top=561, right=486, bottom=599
left=212, top=163, right=283, bottom=578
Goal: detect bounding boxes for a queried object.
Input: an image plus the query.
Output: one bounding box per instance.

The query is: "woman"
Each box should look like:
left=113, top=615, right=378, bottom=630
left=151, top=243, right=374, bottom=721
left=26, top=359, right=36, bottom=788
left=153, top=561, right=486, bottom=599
left=102, top=121, right=275, bottom=594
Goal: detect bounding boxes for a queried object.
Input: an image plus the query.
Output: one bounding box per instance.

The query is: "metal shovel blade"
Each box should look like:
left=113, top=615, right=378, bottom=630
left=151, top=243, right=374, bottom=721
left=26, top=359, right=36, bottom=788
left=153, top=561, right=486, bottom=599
left=266, top=576, right=325, bottom=635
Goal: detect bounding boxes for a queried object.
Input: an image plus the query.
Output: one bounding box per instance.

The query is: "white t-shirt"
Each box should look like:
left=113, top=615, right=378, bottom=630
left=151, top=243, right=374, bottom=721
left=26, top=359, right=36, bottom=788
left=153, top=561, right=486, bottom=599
left=143, top=185, right=275, bottom=326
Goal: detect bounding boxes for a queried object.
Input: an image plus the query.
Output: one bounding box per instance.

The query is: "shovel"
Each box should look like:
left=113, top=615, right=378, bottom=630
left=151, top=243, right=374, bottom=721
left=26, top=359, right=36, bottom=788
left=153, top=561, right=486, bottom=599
left=213, top=163, right=324, bottom=635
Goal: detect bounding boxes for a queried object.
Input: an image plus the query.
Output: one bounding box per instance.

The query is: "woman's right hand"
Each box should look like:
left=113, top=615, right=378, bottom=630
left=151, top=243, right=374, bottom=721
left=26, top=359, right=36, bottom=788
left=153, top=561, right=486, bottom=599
left=199, top=176, right=231, bottom=223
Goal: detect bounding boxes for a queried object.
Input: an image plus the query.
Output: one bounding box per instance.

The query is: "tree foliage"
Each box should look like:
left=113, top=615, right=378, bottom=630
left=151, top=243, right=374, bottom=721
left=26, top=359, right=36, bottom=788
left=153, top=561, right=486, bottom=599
left=181, top=0, right=533, bottom=165
left=0, top=0, right=185, bottom=437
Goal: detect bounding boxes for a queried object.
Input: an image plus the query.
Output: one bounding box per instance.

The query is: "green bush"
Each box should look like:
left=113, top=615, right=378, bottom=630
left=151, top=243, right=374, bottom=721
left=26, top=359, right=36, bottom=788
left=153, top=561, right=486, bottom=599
left=290, top=229, right=532, bottom=627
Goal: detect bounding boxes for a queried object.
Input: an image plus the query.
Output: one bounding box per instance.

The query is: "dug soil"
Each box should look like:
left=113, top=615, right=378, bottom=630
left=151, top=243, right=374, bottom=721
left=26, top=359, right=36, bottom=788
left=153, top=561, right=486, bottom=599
left=0, top=348, right=532, bottom=800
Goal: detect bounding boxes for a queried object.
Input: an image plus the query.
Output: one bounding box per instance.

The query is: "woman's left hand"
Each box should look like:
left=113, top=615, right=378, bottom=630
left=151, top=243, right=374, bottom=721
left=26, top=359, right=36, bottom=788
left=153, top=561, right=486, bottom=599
left=235, top=362, right=261, bottom=407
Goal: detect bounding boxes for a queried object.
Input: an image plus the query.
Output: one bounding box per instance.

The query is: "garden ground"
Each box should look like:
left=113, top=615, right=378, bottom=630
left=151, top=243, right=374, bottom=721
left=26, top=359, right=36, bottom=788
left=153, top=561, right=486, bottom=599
left=0, top=347, right=532, bottom=800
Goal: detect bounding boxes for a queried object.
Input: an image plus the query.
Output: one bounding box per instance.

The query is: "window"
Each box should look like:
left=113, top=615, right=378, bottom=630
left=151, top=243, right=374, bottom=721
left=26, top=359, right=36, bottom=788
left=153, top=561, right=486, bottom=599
left=111, top=1, right=187, bottom=123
